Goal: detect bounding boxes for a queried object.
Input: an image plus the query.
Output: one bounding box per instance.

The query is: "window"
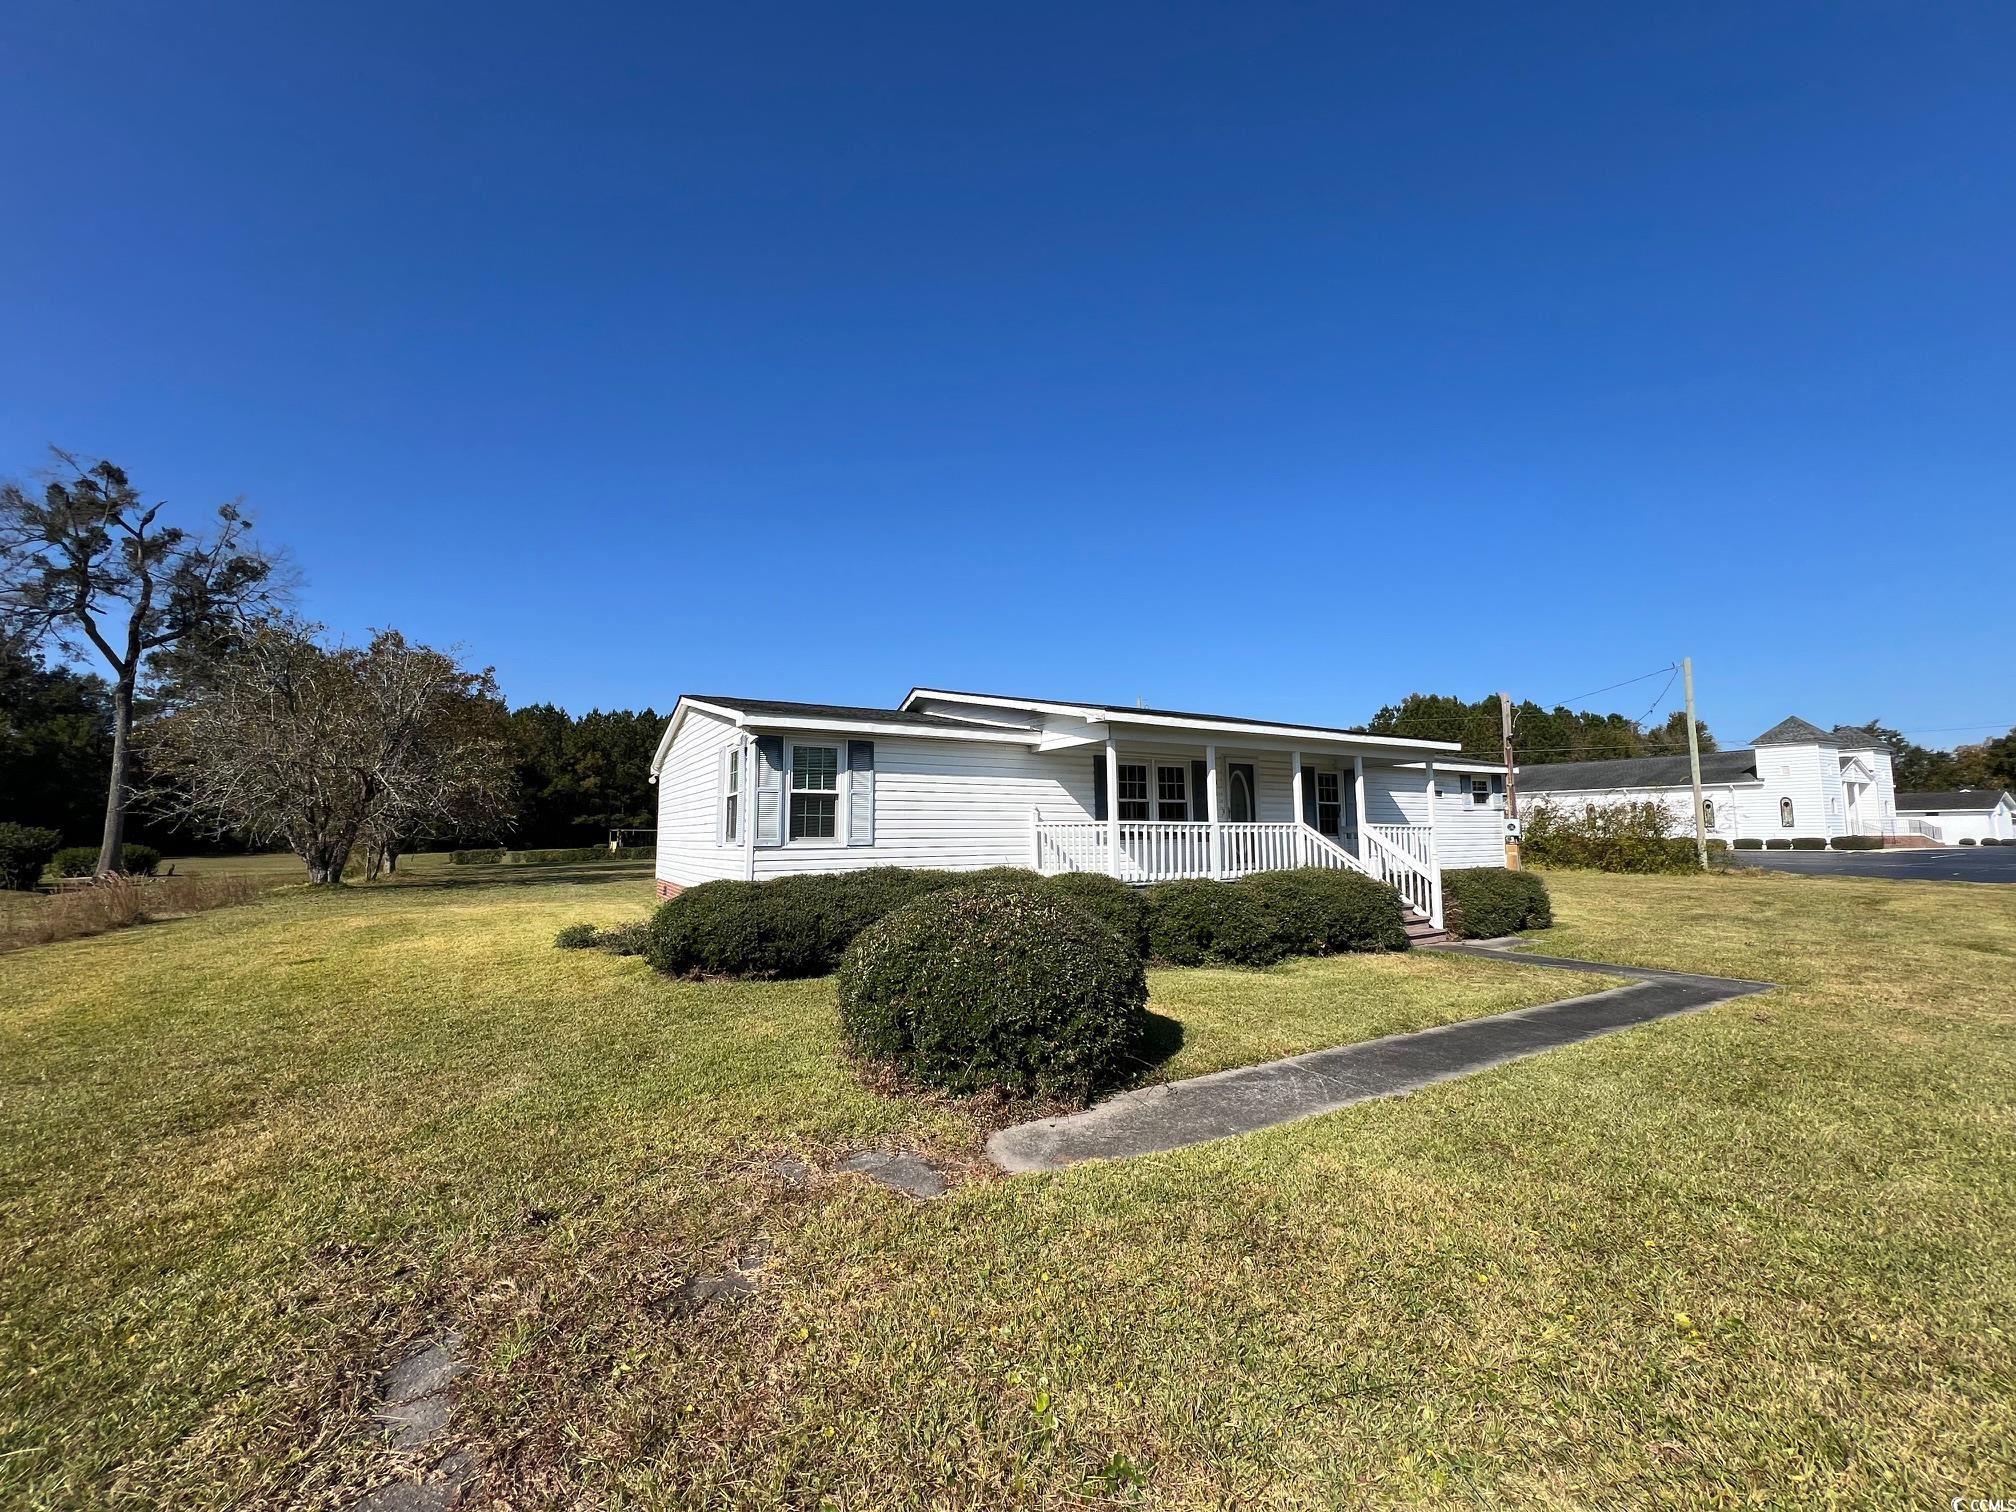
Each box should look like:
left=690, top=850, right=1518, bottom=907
left=1701, top=798, right=1715, bottom=830
left=1470, top=777, right=1492, bottom=807
left=1117, top=763, right=1149, bottom=821
left=1780, top=797, right=1795, bottom=828
left=1316, top=772, right=1342, bottom=836
left=1156, top=765, right=1189, bottom=822
left=724, top=747, right=741, bottom=842
left=789, top=744, right=840, bottom=840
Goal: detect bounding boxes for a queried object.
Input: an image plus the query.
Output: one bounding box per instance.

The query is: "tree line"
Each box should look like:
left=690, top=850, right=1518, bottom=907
left=1, top=451, right=661, bottom=881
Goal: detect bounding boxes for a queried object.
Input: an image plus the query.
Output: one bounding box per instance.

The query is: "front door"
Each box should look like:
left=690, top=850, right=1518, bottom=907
left=1228, top=764, right=1255, bottom=823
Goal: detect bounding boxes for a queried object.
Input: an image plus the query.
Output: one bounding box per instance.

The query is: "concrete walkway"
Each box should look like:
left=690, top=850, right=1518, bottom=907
left=986, top=944, right=1773, bottom=1174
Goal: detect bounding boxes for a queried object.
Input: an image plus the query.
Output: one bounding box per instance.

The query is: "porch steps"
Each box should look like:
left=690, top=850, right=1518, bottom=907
left=1403, top=911, right=1451, bottom=947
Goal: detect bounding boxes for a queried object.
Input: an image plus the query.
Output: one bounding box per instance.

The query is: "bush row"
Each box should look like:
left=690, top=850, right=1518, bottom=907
left=52, top=844, right=162, bottom=878
left=1519, top=801, right=1697, bottom=874
left=641, top=864, right=1440, bottom=979
left=453, top=844, right=652, bottom=866
left=1440, top=868, right=1553, bottom=939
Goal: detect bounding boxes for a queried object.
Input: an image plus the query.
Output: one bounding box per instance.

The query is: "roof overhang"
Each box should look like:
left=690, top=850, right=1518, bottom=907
left=649, top=696, right=1034, bottom=775
left=902, top=687, right=1462, bottom=760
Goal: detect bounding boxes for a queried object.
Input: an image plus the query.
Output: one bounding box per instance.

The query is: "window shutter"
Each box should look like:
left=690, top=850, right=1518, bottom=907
left=1092, top=757, right=1108, bottom=822
left=1301, top=766, right=1318, bottom=827
left=753, top=736, right=785, bottom=847
left=716, top=747, right=729, bottom=845
left=846, top=740, right=875, bottom=847
left=1191, top=759, right=1209, bottom=821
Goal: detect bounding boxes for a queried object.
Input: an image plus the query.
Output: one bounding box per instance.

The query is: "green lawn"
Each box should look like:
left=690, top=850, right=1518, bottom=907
left=2, top=864, right=2012, bottom=1508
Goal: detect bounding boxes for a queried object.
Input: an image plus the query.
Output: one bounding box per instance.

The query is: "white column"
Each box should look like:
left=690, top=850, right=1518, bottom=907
left=741, top=734, right=758, bottom=882
left=1352, top=754, right=1367, bottom=858
left=1290, top=749, right=1304, bottom=867
left=1105, top=737, right=1121, bottom=879
left=1205, top=743, right=1221, bottom=879
left=1424, top=759, right=1443, bottom=929
left=1030, top=808, right=1043, bottom=871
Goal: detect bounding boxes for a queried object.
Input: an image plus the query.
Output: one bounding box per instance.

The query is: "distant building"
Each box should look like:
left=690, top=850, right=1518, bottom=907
left=1893, top=790, right=2016, bottom=845
left=1516, top=717, right=1896, bottom=843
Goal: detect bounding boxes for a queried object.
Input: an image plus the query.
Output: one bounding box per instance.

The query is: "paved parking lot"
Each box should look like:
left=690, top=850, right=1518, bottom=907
left=1728, top=846, right=2016, bottom=884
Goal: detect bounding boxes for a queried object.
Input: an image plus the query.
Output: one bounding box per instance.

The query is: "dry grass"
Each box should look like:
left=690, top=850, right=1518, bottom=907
left=2, top=863, right=2013, bottom=1508
left=0, top=872, right=289, bottom=952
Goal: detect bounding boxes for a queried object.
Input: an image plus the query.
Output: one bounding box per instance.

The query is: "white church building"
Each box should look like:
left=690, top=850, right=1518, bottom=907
left=1516, top=716, right=1898, bottom=845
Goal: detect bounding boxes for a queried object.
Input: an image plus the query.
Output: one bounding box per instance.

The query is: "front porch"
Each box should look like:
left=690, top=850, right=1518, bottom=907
left=1027, top=740, right=1449, bottom=927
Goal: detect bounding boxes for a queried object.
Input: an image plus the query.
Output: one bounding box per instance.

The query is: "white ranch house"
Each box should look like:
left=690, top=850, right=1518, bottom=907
left=1516, top=716, right=1900, bottom=844
left=648, top=688, right=1516, bottom=933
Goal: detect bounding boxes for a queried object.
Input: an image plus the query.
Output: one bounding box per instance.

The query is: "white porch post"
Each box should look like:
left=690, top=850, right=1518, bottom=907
left=1424, top=759, right=1444, bottom=929
left=1205, top=743, right=1221, bottom=879
left=1290, top=749, right=1304, bottom=866
left=1104, top=737, right=1121, bottom=879
left=1352, top=754, right=1366, bottom=858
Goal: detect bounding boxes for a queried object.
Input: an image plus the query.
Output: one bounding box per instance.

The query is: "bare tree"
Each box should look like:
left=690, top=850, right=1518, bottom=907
left=0, top=451, right=286, bottom=871
left=142, top=623, right=515, bottom=884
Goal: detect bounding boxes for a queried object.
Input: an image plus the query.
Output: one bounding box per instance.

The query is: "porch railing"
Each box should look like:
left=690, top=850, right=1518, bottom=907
left=1360, top=823, right=1440, bottom=923
left=1033, top=813, right=1442, bottom=924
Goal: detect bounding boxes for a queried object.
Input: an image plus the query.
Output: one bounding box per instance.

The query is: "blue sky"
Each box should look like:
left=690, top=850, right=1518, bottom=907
left=2, top=2, right=2010, bottom=750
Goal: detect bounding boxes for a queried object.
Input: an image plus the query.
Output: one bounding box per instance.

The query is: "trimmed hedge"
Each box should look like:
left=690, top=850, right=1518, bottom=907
left=1983, top=838, right=2004, bottom=847
left=1765, top=838, right=1793, bottom=850
left=1733, top=838, right=1763, bottom=850
left=1830, top=835, right=1884, bottom=851
left=1441, top=868, right=1552, bottom=940
left=1237, top=868, right=1407, bottom=956
left=1790, top=837, right=1828, bottom=850
left=1144, top=879, right=1283, bottom=967
left=1959, top=837, right=1978, bottom=846
left=837, top=885, right=1149, bottom=1099
left=0, top=823, right=62, bottom=891
left=53, top=843, right=161, bottom=878
left=1040, top=871, right=1150, bottom=955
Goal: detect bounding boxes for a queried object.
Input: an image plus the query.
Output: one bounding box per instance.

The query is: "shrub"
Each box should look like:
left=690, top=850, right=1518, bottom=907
left=1982, top=837, right=2004, bottom=847
left=1765, top=838, right=1792, bottom=850
left=453, top=845, right=651, bottom=866
left=1520, top=800, right=1695, bottom=873
left=449, top=848, right=507, bottom=865
left=0, top=873, right=282, bottom=952
left=53, top=847, right=99, bottom=878
left=0, top=824, right=62, bottom=891
left=1733, top=838, right=1763, bottom=850
left=554, top=923, right=600, bottom=949
left=1145, top=879, right=1283, bottom=967
left=1790, top=837, right=1828, bottom=850
left=1041, top=871, right=1150, bottom=955
left=595, top=920, right=652, bottom=955
left=837, top=885, right=1148, bottom=1100
left=1959, top=837, right=1977, bottom=846
left=1440, top=868, right=1553, bottom=940
left=1239, top=868, right=1406, bottom=955
left=59, top=843, right=163, bottom=878
left=1830, top=835, right=1884, bottom=851
left=645, top=868, right=962, bottom=979
left=1706, top=839, right=1729, bottom=853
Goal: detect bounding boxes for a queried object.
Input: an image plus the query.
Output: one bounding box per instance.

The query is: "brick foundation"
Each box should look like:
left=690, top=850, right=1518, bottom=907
left=655, top=879, right=684, bottom=901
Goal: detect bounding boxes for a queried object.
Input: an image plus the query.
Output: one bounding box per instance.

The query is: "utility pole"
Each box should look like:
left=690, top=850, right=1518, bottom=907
left=1683, top=656, right=1708, bottom=872
left=1500, top=690, right=1521, bottom=869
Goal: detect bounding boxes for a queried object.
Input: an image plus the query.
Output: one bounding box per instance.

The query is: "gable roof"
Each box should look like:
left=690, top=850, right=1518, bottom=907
left=1516, top=749, right=1759, bottom=793
left=1896, top=790, right=2016, bottom=812
left=1751, top=715, right=1836, bottom=746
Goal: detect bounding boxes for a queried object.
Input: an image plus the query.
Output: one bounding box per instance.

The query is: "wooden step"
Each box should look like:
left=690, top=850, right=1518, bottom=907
left=1403, top=915, right=1451, bottom=947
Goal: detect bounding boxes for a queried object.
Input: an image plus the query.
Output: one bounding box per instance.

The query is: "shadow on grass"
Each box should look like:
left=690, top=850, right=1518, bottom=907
left=1124, top=1009, right=1186, bottom=1084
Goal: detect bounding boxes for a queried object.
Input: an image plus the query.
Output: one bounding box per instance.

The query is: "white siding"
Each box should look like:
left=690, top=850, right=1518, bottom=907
left=752, top=736, right=1084, bottom=877
left=1364, top=766, right=1508, bottom=870
left=654, top=709, right=748, bottom=888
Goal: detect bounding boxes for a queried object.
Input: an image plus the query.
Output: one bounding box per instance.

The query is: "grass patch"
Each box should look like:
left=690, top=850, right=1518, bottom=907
left=2, top=863, right=2013, bottom=1507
